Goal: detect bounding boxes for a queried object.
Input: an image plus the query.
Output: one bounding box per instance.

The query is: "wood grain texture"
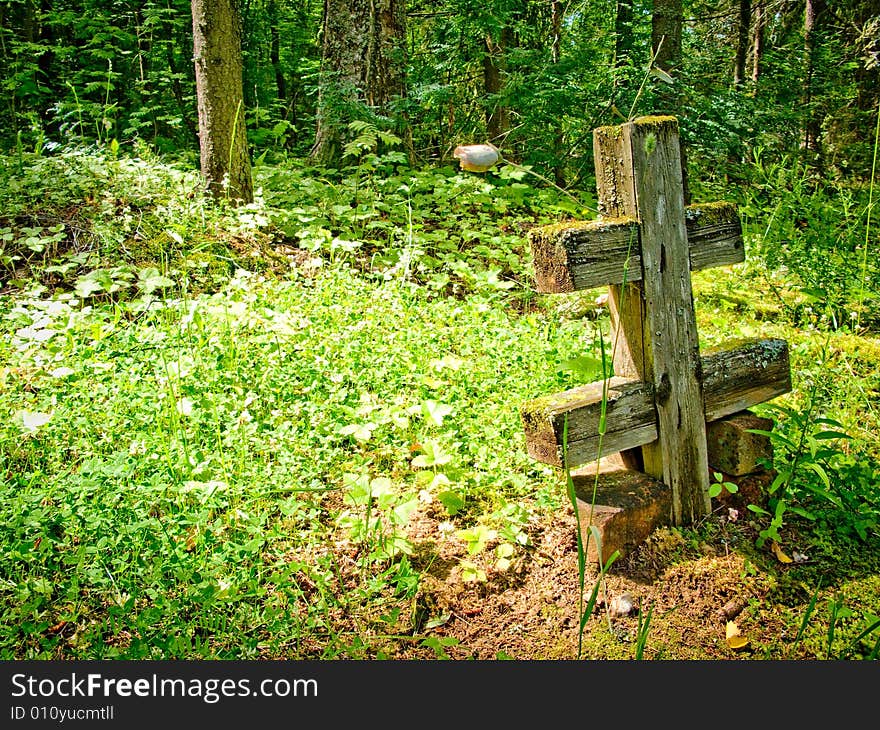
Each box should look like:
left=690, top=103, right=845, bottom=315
left=626, top=116, right=711, bottom=523
left=594, top=124, right=645, bottom=384
left=521, top=338, right=790, bottom=470
left=528, top=202, right=744, bottom=294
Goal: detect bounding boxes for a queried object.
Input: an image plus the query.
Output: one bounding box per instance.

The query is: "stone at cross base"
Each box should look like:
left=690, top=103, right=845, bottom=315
left=520, top=116, right=791, bottom=567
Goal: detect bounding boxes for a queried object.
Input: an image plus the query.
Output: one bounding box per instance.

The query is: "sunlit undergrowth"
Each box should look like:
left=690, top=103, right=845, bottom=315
left=1, top=145, right=878, bottom=659
left=0, top=146, right=590, bottom=307
left=0, top=259, right=607, bottom=658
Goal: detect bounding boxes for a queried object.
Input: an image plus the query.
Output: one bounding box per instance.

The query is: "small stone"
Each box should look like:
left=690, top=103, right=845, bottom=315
left=715, top=598, right=746, bottom=622
left=608, top=593, right=635, bottom=618
left=706, top=410, right=774, bottom=476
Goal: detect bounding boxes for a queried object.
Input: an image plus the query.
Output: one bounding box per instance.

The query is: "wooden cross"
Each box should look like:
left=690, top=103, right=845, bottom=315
left=521, top=116, right=791, bottom=526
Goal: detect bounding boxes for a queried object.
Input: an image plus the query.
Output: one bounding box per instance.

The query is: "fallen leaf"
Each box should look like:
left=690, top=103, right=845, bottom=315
left=771, top=541, right=793, bottom=564
left=726, top=621, right=750, bottom=650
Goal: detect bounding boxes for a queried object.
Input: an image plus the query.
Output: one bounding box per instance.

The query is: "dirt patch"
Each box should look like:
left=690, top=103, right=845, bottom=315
left=381, top=488, right=800, bottom=660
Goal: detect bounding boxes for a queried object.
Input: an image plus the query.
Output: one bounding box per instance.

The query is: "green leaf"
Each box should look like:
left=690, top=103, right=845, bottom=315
left=812, top=430, right=852, bottom=441
left=460, top=562, right=487, bottom=583
left=137, top=267, right=175, bottom=294
left=559, top=354, right=604, bottom=379
left=339, top=422, right=377, bottom=442
left=805, top=461, right=832, bottom=490
left=74, top=275, right=105, bottom=299
left=437, top=490, right=465, bottom=515
left=422, top=400, right=453, bottom=428
left=392, top=497, right=419, bottom=525
left=369, top=477, right=395, bottom=498
left=341, top=472, right=371, bottom=506
left=411, top=440, right=453, bottom=468
left=456, top=525, right=496, bottom=555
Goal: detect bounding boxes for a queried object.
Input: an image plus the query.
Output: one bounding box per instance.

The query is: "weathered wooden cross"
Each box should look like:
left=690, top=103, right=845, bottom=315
left=520, top=116, right=792, bottom=560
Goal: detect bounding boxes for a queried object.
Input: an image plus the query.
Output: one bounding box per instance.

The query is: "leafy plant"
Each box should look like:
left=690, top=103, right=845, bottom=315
left=709, top=471, right=739, bottom=499
left=747, top=395, right=878, bottom=547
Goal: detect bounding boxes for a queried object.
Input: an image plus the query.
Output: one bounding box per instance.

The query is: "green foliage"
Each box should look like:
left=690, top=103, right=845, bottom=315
left=709, top=471, right=739, bottom=500
left=791, top=583, right=880, bottom=660
left=0, top=151, right=605, bottom=657
left=747, top=400, right=880, bottom=547
left=1, top=39, right=879, bottom=658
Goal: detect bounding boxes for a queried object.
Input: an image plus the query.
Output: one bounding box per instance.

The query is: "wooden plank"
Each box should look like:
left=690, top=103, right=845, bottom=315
left=520, top=338, right=790, bottom=470
left=702, top=338, right=792, bottom=422
left=528, top=202, right=744, bottom=294
left=521, top=377, right=658, bottom=468
left=626, top=116, right=711, bottom=523
left=593, top=125, right=644, bottom=382
left=528, top=217, right=640, bottom=293
left=685, top=203, right=745, bottom=272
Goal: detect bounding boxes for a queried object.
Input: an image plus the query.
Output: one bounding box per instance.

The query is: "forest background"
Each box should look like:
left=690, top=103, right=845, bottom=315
left=1, top=0, right=879, bottom=661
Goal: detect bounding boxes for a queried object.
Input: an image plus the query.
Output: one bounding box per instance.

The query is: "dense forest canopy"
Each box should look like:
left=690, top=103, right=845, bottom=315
left=1, top=0, right=877, bottom=185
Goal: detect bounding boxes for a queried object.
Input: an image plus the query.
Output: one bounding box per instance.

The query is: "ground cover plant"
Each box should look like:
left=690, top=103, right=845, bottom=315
left=1, top=142, right=879, bottom=660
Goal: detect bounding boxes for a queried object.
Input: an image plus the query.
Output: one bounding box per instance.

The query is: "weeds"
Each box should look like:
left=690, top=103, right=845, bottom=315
left=1, top=140, right=879, bottom=660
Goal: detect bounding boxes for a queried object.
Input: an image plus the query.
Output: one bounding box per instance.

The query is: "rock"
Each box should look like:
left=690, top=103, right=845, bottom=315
left=706, top=410, right=774, bottom=476
left=569, top=460, right=672, bottom=568
left=608, top=593, right=636, bottom=618
left=715, top=598, right=746, bottom=622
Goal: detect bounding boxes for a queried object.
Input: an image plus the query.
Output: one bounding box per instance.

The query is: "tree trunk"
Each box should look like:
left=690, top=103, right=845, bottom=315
left=733, top=0, right=751, bottom=88
left=651, top=0, right=689, bottom=203
left=191, top=0, right=253, bottom=204
left=613, top=0, right=634, bottom=103
left=752, top=0, right=764, bottom=85
left=551, top=0, right=565, bottom=186
left=268, top=0, right=286, bottom=102
left=804, top=0, right=827, bottom=163
left=651, top=0, right=682, bottom=90
left=311, top=0, right=408, bottom=166
left=483, top=31, right=510, bottom=145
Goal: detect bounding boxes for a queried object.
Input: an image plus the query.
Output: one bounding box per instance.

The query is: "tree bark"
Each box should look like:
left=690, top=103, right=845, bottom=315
left=651, top=0, right=682, bottom=90
left=733, top=0, right=751, bottom=88
left=311, top=0, right=408, bottom=166
left=191, top=0, right=253, bottom=204
left=752, top=0, right=764, bottom=85
left=613, top=0, right=634, bottom=99
left=483, top=31, right=510, bottom=145
left=651, top=0, right=689, bottom=203
left=551, top=0, right=565, bottom=186
left=268, top=0, right=286, bottom=102
left=804, top=0, right=827, bottom=163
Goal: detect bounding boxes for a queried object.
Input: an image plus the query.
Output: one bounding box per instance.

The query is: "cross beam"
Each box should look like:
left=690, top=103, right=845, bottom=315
left=520, top=116, right=792, bottom=526
left=522, top=338, right=791, bottom=469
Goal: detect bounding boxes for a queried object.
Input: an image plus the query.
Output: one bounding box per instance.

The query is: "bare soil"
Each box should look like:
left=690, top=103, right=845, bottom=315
left=374, top=470, right=877, bottom=660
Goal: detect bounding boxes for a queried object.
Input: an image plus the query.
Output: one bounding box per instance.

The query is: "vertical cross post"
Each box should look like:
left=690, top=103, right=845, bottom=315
left=594, top=116, right=711, bottom=523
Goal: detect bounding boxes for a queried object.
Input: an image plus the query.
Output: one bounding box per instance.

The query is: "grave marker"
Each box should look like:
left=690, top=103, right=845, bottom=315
left=521, top=116, right=791, bottom=558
